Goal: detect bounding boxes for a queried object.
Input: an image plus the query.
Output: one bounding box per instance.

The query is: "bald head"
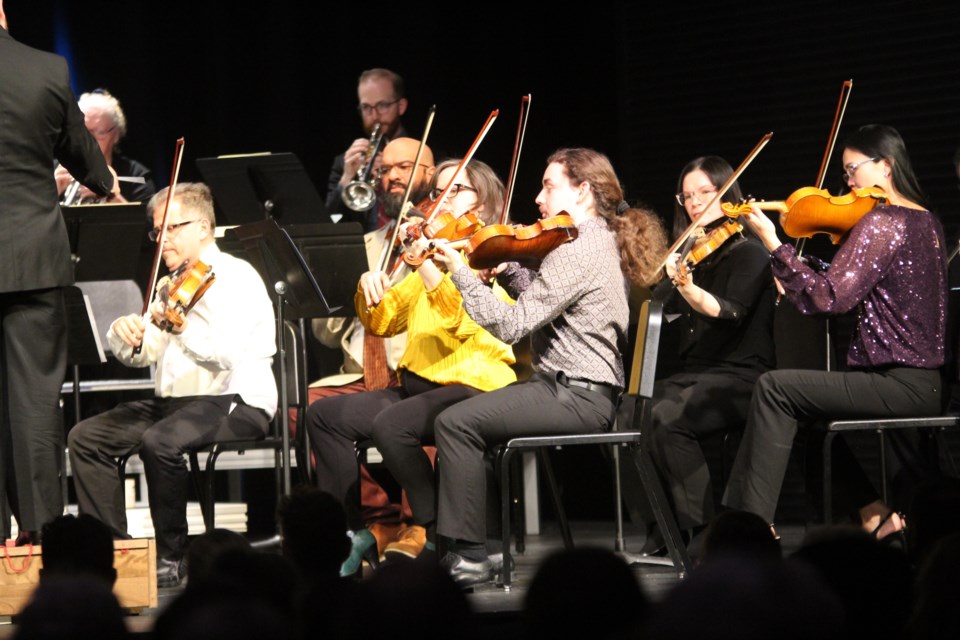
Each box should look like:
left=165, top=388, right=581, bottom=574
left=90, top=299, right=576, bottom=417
left=380, top=137, right=435, bottom=197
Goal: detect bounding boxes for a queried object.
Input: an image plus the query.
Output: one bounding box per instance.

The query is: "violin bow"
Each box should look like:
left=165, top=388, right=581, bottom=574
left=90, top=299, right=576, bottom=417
left=135, top=137, right=185, bottom=354
left=386, top=109, right=499, bottom=279
left=379, top=105, right=437, bottom=273
left=424, top=108, right=500, bottom=226
left=499, top=94, right=532, bottom=226
left=657, top=132, right=774, bottom=273
left=796, top=79, right=853, bottom=257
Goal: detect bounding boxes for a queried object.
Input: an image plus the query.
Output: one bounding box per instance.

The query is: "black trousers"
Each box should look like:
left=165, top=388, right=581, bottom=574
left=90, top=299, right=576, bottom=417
left=0, top=288, right=66, bottom=535
left=722, top=367, right=943, bottom=524
left=435, top=373, right=617, bottom=544
left=68, top=395, right=268, bottom=560
left=306, top=371, right=482, bottom=531
left=646, top=369, right=760, bottom=529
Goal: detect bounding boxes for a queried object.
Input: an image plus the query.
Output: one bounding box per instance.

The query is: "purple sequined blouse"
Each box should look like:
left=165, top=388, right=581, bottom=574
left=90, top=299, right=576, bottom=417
left=771, top=204, right=947, bottom=370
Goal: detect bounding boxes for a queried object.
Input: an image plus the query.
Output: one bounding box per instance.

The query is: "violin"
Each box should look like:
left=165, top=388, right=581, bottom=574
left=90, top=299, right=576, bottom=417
left=153, top=260, right=216, bottom=332
left=721, top=185, right=887, bottom=245
left=464, top=213, right=578, bottom=270
left=674, top=218, right=743, bottom=285
left=402, top=207, right=484, bottom=267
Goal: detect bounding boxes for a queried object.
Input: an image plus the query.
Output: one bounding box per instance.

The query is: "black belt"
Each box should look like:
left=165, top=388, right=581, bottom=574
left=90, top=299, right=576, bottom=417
left=564, top=377, right=621, bottom=401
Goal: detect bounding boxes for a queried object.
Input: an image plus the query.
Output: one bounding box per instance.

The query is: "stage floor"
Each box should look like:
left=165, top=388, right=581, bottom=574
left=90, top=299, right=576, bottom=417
left=148, top=520, right=810, bottom=615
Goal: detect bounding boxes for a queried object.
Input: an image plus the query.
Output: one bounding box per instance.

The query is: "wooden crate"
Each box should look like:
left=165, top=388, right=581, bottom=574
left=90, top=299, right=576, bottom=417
left=0, top=538, right=157, bottom=616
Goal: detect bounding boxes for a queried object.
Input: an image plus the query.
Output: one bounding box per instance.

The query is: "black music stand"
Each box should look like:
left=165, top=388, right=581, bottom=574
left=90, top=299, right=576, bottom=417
left=197, top=153, right=331, bottom=225
left=62, top=203, right=147, bottom=282
left=225, top=218, right=366, bottom=505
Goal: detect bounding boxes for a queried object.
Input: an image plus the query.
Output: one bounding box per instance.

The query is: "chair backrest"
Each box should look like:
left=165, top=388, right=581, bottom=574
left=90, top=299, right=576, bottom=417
left=76, top=280, right=144, bottom=353
left=626, top=299, right=663, bottom=401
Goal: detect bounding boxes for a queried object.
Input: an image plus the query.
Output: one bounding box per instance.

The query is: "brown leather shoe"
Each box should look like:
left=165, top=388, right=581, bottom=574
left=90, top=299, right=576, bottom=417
left=368, top=522, right=404, bottom=560
left=384, top=525, right=426, bottom=560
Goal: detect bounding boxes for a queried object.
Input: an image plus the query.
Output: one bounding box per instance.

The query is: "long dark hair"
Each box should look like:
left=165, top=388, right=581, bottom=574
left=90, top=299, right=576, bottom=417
left=844, top=124, right=928, bottom=209
left=672, top=156, right=743, bottom=240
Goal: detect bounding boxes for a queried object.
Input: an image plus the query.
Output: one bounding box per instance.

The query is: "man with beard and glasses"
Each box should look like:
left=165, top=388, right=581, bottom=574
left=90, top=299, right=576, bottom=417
left=303, top=138, right=434, bottom=570
left=326, top=68, right=410, bottom=231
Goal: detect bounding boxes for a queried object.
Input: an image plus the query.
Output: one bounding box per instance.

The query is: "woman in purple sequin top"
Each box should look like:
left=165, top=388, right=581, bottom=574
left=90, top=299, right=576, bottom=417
left=723, top=125, right=948, bottom=540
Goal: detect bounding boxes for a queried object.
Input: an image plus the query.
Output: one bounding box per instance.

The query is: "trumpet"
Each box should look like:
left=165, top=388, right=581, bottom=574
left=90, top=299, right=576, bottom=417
left=342, top=123, right=387, bottom=211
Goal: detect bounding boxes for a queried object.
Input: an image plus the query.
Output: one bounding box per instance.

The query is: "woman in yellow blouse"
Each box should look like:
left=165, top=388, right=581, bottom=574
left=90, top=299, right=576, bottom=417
left=306, top=159, right=515, bottom=571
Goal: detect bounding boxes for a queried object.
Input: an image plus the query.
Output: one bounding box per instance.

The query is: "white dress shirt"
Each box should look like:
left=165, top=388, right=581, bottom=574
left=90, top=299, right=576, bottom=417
left=109, top=242, right=278, bottom=417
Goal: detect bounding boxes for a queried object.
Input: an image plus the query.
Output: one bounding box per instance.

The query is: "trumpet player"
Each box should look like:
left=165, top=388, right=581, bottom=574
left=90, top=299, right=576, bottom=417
left=55, top=89, right=156, bottom=204
left=325, top=68, right=409, bottom=231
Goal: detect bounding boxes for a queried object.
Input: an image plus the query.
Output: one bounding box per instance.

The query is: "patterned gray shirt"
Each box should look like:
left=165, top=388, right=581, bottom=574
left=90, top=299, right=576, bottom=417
left=450, top=216, right=629, bottom=388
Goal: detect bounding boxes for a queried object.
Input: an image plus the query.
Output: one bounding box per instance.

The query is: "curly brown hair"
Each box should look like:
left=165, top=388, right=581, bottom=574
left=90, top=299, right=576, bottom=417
left=610, top=206, right=668, bottom=288
left=546, top=149, right=667, bottom=287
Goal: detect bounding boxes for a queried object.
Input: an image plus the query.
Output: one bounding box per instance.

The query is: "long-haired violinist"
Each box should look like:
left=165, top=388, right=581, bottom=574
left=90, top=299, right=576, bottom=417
left=637, top=156, right=776, bottom=554
left=431, top=148, right=666, bottom=586
left=724, top=124, right=947, bottom=541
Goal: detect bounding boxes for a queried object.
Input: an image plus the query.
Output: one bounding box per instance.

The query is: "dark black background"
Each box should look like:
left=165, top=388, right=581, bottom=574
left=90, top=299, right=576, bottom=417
left=9, top=1, right=959, bottom=231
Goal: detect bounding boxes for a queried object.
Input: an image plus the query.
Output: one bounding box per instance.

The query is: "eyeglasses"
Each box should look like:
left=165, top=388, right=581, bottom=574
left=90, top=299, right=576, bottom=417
left=675, top=188, right=718, bottom=206
left=843, top=157, right=879, bottom=180
left=358, top=99, right=400, bottom=115
left=378, top=161, right=430, bottom=178
left=149, top=220, right=198, bottom=242
left=430, top=183, right=478, bottom=201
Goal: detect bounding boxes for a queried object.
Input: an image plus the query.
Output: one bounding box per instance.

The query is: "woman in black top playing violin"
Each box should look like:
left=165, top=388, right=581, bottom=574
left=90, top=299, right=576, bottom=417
left=640, top=155, right=776, bottom=553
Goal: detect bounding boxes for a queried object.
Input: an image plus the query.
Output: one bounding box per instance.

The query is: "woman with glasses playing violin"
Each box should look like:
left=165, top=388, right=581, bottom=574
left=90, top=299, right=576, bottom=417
left=306, top=159, right=516, bottom=571
left=637, top=156, right=775, bottom=554
left=723, top=124, right=947, bottom=542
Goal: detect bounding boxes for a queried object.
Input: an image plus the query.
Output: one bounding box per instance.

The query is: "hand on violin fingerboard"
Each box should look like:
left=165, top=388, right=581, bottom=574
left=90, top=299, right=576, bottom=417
left=743, top=205, right=781, bottom=253
left=665, top=253, right=687, bottom=286
left=112, top=314, right=147, bottom=348
left=150, top=300, right=187, bottom=334
left=360, top=270, right=393, bottom=308
left=431, top=241, right=465, bottom=275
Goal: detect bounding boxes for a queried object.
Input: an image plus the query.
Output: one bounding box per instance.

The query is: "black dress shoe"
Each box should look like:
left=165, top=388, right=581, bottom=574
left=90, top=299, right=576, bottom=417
left=440, top=552, right=494, bottom=588
left=15, top=530, right=38, bottom=547
left=157, top=558, right=183, bottom=588
left=639, top=526, right=666, bottom=556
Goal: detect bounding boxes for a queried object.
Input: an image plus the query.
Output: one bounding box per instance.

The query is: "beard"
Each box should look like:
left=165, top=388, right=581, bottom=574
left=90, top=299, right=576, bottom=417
left=381, top=181, right=432, bottom=220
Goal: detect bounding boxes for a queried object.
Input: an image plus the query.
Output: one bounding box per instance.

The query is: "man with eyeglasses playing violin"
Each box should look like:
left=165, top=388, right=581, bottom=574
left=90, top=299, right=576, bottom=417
left=68, top=183, right=277, bottom=589
left=325, top=68, right=410, bottom=231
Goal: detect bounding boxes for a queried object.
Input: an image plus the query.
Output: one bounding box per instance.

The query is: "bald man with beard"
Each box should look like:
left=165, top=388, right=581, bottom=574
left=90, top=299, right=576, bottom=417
left=306, top=138, right=434, bottom=569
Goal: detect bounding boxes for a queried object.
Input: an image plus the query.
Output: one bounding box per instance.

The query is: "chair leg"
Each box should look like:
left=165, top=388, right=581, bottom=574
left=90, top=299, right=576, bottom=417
left=510, top=452, right=525, bottom=553
left=877, top=430, right=888, bottom=505
left=627, top=445, right=691, bottom=576
left=188, top=451, right=208, bottom=531
left=822, top=432, right=836, bottom=525
left=203, top=452, right=221, bottom=532
left=538, top=448, right=574, bottom=549
left=499, top=446, right=515, bottom=590
left=935, top=428, right=960, bottom=476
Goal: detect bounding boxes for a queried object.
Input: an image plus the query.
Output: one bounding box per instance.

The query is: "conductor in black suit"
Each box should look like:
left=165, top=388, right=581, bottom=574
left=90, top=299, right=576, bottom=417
left=0, top=4, right=118, bottom=542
